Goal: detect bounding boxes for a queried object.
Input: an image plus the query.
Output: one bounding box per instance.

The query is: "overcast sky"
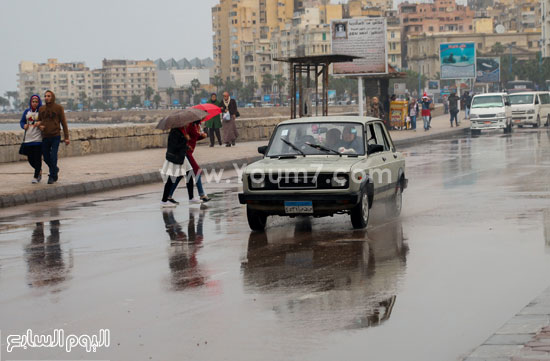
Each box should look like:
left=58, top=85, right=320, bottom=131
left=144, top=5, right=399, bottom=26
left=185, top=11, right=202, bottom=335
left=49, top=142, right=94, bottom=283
left=0, top=0, right=220, bottom=98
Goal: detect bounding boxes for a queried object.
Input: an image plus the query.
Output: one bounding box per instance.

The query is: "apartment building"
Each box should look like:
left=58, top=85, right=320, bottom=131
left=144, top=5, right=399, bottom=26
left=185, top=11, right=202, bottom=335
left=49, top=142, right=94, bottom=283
left=101, top=59, right=157, bottom=105
left=407, top=32, right=541, bottom=78
left=386, top=10, right=402, bottom=70
left=17, top=59, right=96, bottom=105
left=543, top=0, right=550, bottom=57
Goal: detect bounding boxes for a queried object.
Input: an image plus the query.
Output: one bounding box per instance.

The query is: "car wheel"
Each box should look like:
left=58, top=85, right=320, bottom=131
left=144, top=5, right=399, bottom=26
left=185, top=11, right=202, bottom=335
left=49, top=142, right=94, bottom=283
left=534, top=115, right=540, bottom=128
left=518, top=124, right=523, bottom=128
left=247, top=206, right=267, bottom=232
left=351, top=190, right=370, bottom=229
left=546, top=114, right=550, bottom=127
left=386, top=181, right=403, bottom=217
left=471, top=129, right=481, bottom=135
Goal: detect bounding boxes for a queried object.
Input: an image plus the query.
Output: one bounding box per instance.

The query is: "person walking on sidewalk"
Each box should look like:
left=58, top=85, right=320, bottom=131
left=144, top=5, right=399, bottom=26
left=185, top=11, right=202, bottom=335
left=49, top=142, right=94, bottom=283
left=204, top=93, right=222, bottom=147
left=221, top=92, right=239, bottom=147
left=421, top=94, right=432, bottom=131
left=160, top=128, right=192, bottom=207
left=167, top=121, right=211, bottom=204
left=408, top=98, right=419, bottom=131
left=19, top=95, right=43, bottom=183
left=448, top=92, right=460, bottom=127
left=38, top=90, right=69, bottom=184
left=462, top=91, right=472, bottom=121
left=370, top=97, right=385, bottom=120
left=205, top=93, right=222, bottom=147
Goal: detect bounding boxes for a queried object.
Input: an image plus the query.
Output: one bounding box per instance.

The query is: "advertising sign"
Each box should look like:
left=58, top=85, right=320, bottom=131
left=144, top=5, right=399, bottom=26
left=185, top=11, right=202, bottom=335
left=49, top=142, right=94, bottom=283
left=327, top=90, right=336, bottom=98
left=172, top=99, right=179, bottom=106
left=331, top=17, right=388, bottom=75
left=428, top=80, right=440, bottom=91
left=144, top=100, right=151, bottom=107
left=476, top=57, right=500, bottom=83
left=200, top=98, right=208, bottom=104
left=394, top=83, right=406, bottom=95
left=263, top=95, right=271, bottom=102
left=440, top=42, right=476, bottom=79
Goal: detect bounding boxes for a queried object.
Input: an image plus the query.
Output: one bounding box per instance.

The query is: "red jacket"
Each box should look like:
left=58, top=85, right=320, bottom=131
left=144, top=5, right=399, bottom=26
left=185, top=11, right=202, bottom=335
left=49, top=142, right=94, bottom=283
left=180, top=124, right=205, bottom=175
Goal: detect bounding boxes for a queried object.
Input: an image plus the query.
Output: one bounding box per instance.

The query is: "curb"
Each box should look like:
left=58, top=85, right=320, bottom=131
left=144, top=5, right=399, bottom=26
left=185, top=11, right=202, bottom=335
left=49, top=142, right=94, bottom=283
left=394, top=127, right=469, bottom=148
left=0, top=156, right=262, bottom=209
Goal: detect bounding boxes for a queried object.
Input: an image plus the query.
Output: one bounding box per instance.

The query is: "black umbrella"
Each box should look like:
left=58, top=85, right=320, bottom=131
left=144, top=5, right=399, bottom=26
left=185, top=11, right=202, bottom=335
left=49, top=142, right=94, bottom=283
left=156, top=108, right=209, bottom=130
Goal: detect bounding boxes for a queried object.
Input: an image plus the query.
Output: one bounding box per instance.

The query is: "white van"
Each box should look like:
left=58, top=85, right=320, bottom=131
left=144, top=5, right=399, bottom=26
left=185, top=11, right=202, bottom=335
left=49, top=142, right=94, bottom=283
left=470, top=93, right=513, bottom=134
left=509, top=91, right=550, bottom=128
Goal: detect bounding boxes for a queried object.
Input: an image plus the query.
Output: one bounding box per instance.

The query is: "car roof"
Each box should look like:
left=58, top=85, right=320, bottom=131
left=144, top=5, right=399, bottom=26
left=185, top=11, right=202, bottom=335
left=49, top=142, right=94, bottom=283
left=473, top=93, right=508, bottom=97
left=278, top=116, right=381, bottom=126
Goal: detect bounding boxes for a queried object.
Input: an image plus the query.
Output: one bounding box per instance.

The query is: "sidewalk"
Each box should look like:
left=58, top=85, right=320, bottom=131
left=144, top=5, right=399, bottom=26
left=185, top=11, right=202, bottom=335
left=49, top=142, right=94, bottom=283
left=463, top=287, right=550, bottom=361
left=0, top=113, right=469, bottom=208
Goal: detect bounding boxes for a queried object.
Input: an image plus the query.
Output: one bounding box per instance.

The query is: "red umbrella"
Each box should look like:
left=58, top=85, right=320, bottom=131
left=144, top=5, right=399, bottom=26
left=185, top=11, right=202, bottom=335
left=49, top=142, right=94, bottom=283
left=192, top=103, right=222, bottom=123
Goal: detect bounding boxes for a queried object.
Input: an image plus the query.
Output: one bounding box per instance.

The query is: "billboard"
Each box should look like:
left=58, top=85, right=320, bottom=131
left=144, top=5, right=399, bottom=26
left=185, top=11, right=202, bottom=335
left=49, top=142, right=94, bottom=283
left=427, top=80, right=440, bottom=91
left=440, top=42, right=476, bottom=79
left=476, top=57, right=500, bottom=83
left=331, top=17, right=388, bottom=75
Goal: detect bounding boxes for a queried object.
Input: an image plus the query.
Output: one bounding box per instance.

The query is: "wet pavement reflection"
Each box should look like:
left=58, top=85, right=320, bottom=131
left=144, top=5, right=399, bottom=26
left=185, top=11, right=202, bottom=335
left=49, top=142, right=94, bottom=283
left=0, top=128, right=549, bottom=361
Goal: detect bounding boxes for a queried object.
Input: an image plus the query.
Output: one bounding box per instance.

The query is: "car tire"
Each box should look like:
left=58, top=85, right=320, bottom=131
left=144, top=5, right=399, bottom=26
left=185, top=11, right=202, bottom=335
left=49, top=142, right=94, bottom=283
left=247, top=206, right=267, bottom=232
left=518, top=124, right=523, bottom=128
left=534, top=115, right=540, bottom=128
left=351, top=190, right=370, bottom=229
left=546, top=114, right=550, bottom=127
left=471, top=129, right=481, bottom=135
left=386, top=180, right=404, bottom=217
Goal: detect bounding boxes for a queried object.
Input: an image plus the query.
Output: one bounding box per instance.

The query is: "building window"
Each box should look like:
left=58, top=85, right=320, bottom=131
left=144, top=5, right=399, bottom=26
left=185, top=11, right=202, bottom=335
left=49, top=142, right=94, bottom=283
left=429, top=26, right=434, bottom=31
left=391, top=32, right=395, bottom=38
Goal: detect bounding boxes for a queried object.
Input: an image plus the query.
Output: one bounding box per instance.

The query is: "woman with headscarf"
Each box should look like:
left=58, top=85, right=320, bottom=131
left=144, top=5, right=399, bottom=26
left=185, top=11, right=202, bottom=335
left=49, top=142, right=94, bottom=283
left=370, top=97, right=385, bottom=119
left=204, top=93, right=223, bottom=147
left=19, top=95, right=43, bottom=183
left=220, top=91, right=239, bottom=147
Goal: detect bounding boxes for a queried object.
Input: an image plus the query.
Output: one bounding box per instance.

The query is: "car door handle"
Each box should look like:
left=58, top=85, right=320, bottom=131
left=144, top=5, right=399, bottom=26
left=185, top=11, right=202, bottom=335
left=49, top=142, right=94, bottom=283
left=382, top=157, right=386, bottom=162
left=393, top=154, right=398, bottom=159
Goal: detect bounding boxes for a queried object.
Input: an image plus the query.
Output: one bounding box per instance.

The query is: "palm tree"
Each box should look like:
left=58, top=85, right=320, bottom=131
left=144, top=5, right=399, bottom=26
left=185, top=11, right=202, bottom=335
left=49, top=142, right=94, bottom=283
left=5, top=91, right=18, bottom=108
left=78, top=92, right=88, bottom=110
left=153, top=93, right=162, bottom=109
left=274, top=74, right=287, bottom=105
left=491, top=42, right=506, bottom=55
left=190, top=79, right=201, bottom=104
left=144, top=86, right=154, bottom=101
left=0, top=96, right=9, bottom=110
left=212, top=75, right=224, bottom=94
left=262, top=73, right=274, bottom=95
left=166, top=87, right=175, bottom=105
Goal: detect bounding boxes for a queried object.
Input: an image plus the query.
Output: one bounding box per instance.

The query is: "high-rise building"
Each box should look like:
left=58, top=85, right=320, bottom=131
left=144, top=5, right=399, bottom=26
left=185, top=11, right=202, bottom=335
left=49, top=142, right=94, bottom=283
left=17, top=59, right=96, bottom=105
left=101, top=59, right=157, bottom=106
left=543, top=0, right=550, bottom=57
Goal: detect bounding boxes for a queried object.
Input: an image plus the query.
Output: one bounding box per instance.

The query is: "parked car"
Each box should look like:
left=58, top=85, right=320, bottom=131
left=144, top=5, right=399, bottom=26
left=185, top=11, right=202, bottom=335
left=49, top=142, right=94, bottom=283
left=469, top=93, right=513, bottom=134
left=238, top=116, right=408, bottom=231
left=509, top=91, right=550, bottom=128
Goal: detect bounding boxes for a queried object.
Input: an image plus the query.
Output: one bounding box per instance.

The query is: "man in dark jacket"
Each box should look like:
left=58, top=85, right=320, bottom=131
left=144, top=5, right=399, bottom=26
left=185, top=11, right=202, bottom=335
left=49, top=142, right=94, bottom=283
left=38, top=90, right=69, bottom=184
left=448, top=92, right=460, bottom=127
left=461, top=91, right=472, bottom=121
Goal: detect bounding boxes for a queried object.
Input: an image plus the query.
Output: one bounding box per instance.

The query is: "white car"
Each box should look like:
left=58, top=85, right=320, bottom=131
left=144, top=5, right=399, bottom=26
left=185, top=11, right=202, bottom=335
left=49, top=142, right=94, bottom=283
left=238, top=116, right=407, bottom=231
left=470, top=93, right=513, bottom=134
left=509, top=91, right=550, bottom=128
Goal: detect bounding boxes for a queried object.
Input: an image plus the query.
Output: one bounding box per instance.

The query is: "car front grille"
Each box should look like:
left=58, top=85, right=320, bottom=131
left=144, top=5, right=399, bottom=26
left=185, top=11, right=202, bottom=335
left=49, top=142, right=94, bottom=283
left=249, top=173, right=349, bottom=190
left=479, top=114, right=496, bottom=118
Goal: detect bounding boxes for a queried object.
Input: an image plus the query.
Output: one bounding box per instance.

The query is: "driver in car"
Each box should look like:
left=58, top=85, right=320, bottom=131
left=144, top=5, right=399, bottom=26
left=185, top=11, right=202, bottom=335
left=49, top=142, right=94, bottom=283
left=338, top=125, right=363, bottom=154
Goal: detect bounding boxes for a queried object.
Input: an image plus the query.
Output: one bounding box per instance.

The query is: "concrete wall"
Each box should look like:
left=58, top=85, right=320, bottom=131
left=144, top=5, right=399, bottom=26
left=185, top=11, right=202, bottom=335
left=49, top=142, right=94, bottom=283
left=0, top=116, right=288, bottom=163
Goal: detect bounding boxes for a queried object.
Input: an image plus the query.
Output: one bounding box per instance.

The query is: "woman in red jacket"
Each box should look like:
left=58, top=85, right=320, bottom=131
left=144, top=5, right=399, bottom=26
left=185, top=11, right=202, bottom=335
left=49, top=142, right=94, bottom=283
left=168, top=120, right=211, bottom=204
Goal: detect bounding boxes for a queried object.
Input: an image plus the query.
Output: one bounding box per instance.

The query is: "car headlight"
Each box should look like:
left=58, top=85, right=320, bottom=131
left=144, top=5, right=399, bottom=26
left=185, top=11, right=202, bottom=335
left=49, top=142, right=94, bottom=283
left=470, top=114, right=479, bottom=119
left=249, top=174, right=266, bottom=189
left=526, top=109, right=535, bottom=114
left=496, top=112, right=506, bottom=118
left=331, top=175, right=349, bottom=188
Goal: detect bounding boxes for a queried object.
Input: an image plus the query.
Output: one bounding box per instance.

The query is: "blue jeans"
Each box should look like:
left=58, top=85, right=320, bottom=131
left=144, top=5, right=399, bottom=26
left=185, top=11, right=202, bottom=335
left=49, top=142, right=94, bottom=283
left=423, top=116, right=430, bottom=130
left=42, top=136, right=61, bottom=177
left=410, top=115, right=417, bottom=129
left=170, top=173, right=205, bottom=198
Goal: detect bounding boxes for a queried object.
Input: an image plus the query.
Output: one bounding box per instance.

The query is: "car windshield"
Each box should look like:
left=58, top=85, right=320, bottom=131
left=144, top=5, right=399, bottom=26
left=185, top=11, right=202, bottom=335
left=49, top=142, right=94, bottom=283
left=509, top=94, right=534, bottom=105
left=472, top=95, right=504, bottom=108
left=267, top=122, right=365, bottom=157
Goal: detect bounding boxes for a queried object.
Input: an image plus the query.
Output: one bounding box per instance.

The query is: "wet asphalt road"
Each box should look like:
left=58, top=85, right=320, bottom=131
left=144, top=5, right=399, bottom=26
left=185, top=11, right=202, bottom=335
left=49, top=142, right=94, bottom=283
left=1, top=128, right=550, bottom=361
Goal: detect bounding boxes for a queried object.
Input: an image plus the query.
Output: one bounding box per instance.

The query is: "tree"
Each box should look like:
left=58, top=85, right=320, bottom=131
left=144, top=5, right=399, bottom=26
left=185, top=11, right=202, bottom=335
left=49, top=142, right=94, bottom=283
left=190, top=79, right=201, bottom=104
left=153, top=93, right=162, bottom=109
left=145, top=86, right=154, bottom=101
left=130, top=95, right=142, bottom=108
left=261, top=73, right=274, bottom=94
left=4, top=91, right=18, bottom=108
left=274, top=74, right=287, bottom=104
left=491, top=42, right=506, bottom=55
left=240, top=80, right=258, bottom=103
left=66, top=99, right=77, bottom=111
left=212, top=75, right=224, bottom=94
left=0, top=96, right=9, bottom=109
left=166, top=87, right=175, bottom=105
left=225, top=79, right=243, bottom=98
left=92, top=99, right=107, bottom=110
left=78, top=92, right=88, bottom=110
left=329, top=76, right=358, bottom=101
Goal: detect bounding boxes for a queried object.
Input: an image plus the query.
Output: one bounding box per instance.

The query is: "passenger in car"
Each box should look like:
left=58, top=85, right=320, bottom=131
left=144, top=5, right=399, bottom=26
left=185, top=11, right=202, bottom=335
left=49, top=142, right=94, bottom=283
left=324, top=128, right=342, bottom=149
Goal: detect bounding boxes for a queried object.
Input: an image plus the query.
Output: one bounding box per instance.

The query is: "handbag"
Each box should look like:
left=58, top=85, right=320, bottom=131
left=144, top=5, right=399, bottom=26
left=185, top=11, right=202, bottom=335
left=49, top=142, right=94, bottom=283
left=223, top=112, right=231, bottom=122
left=19, top=129, right=29, bottom=156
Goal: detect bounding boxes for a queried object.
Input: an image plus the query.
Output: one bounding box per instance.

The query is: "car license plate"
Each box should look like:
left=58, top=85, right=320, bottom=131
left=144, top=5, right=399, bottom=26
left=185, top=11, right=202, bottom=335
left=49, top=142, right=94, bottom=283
left=514, top=119, right=521, bottom=123
left=284, top=201, right=313, bottom=214
left=484, top=121, right=491, bottom=124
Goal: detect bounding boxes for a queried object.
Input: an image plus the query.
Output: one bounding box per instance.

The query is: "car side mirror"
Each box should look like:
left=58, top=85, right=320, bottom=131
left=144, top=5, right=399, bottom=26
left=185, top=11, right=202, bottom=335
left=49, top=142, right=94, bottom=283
left=367, top=144, right=384, bottom=155
left=258, top=145, right=268, bottom=155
